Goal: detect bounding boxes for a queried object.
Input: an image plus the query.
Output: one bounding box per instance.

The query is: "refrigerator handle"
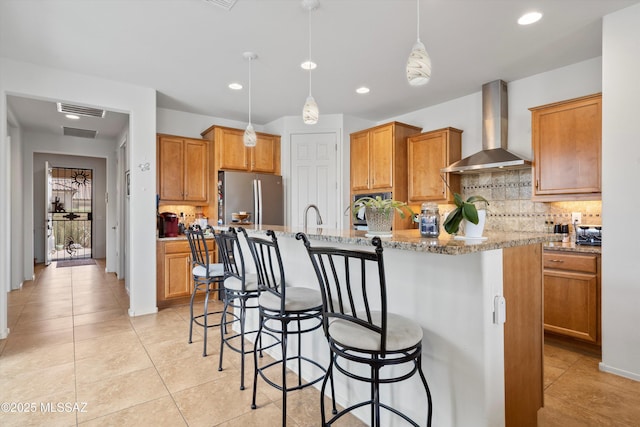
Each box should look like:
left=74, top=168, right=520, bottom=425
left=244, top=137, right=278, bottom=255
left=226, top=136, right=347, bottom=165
left=253, top=179, right=259, bottom=225
left=257, top=179, right=263, bottom=224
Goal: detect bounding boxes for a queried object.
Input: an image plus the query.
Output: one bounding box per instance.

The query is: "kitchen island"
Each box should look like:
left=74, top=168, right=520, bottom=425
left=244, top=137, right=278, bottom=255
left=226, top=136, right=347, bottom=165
left=219, top=225, right=559, bottom=427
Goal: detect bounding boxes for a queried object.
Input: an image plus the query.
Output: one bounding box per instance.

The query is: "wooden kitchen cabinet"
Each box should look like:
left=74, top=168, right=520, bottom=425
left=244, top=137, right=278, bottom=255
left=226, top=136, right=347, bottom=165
left=530, top=93, right=602, bottom=201
left=350, top=122, right=422, bottom=230
left=407, top=127, right=462, bottom=203
left=350, top=122, right=421, bottom=192
left=543, top=250, right=601, bottom=345
left=201, top=125, right=281, bottom=174
left=157, top=134, right=209, bottom=203
left=156, top=239, right=217, bottom=308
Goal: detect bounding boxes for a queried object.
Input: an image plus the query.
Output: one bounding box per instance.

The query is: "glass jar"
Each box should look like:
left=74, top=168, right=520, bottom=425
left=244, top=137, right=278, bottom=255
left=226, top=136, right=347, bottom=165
left=419, top=203, right=440, bottom=238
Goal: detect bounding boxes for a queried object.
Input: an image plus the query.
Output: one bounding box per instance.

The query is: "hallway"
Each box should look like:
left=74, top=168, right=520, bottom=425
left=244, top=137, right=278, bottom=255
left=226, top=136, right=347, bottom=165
left=1, top=261, right=639, bottom=426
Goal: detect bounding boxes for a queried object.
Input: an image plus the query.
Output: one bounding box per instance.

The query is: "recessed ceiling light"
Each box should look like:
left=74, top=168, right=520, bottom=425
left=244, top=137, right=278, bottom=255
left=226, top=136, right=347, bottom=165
left=228, top=82, right=243, bottom=90
left=65, top=114, right=80, bottom=120
left=518, top=11, right=542, bottom=25
left=301, top=60, right=317, bottom=70
left=356, top=87, right=370, bottom=94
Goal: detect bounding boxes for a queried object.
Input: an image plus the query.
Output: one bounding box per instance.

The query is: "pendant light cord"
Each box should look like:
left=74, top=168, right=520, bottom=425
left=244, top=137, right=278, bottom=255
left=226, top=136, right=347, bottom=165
left=308, top=6, right=313, bottom=96
left=248, top=57, right=252, bottom=125
left=416, top=0, right=421, bottom=43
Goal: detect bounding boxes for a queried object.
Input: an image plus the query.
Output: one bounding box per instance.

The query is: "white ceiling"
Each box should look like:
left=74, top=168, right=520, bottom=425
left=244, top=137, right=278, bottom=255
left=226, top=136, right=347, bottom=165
left=2, top=0, right=639, bottom=137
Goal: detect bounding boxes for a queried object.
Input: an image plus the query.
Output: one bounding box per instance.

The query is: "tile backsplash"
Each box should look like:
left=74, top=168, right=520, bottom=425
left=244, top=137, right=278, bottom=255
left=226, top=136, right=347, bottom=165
left=447, top=169, right=601, bottom=232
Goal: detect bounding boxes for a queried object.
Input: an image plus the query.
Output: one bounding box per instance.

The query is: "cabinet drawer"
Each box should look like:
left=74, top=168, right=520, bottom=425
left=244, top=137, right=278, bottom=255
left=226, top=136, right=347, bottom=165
left=543, top=252, right=597, bottom=273
left=163, top=239, right=215, bottom=255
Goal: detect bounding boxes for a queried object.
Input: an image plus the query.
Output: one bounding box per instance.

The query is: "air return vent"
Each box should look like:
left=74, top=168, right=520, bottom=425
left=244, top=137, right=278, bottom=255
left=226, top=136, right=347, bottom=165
left=57, top=102, right=105, bottom=118
left=202, top=0, right=237, bottom=10
left=63, top=127, right=98, bottom=139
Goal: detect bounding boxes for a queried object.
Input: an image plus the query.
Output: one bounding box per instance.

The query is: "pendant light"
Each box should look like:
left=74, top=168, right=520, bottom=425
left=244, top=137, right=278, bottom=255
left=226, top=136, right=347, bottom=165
left=243, top=51, right=257, bottom=147
left=406, top=0, right=431, bottom=86
left=302, top=0, right=319, bottom=125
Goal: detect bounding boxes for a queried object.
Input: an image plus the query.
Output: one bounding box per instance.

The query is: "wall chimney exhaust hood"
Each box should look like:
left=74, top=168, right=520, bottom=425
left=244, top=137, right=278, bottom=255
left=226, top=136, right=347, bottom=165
left=441, top=80, right=531, bottom=174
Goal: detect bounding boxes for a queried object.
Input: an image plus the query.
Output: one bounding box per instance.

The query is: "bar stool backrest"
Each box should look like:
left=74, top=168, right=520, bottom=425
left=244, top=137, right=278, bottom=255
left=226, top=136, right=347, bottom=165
left=297, top=234, right=389, bottom=356
left=185, top=229, right=212, bottom=278
left=214, top=227, right=246, bottom=287
left=239, top=228, right=287, bottom=313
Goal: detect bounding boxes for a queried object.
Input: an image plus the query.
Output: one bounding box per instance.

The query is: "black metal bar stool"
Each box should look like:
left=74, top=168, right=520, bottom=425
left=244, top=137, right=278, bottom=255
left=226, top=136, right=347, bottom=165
left=214, top=227, right=263, bottom=390
left=239, top=228, right=327, bottom=427
left=297, top=232, right=433, bottom=427
left=185, top=228, right=226, bottom=357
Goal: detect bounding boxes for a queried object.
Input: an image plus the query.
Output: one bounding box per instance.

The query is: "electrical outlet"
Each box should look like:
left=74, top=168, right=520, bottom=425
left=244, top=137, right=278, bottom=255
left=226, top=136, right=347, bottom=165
left=571, top=212, right=582, bottom=224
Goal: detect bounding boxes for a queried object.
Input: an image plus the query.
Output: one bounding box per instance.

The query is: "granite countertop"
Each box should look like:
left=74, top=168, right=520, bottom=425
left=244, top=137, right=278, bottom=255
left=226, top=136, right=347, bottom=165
left=215, top=224, right=561, bottom=256
left=544, top=240, right=602, bottom=255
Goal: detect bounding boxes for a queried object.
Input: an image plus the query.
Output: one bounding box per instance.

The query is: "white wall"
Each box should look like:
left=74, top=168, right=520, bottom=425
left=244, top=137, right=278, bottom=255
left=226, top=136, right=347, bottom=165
left=601, top=3, right=640, bottom=381
left=8, top=118, right=23, bottom=291
left=31, top=151, right=108, bottom=262
left=0, top=58, right=157, bottom=340
left=157, top=107, right=252, bottom=139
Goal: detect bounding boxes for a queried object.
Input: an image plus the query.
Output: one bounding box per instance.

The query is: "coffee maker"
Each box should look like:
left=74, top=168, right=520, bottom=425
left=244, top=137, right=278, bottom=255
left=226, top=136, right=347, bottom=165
left=159, top=212, right=179, bottom=237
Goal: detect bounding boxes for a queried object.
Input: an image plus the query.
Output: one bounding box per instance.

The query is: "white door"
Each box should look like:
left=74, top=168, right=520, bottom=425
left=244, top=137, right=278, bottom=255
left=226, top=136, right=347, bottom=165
left=44, top=161, right=54, bottom=266
left=290, top=132, right=339, bottom=229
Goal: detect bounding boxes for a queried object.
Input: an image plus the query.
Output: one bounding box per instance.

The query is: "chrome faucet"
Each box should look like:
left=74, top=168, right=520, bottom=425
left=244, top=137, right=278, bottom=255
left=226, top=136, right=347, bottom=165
left=303, top=204, right=323, bottom=229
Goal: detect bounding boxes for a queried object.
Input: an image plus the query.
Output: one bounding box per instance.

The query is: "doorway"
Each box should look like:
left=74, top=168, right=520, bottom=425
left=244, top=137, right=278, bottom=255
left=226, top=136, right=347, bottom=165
left=49, top=166, right=93, bottom=260
left=290, top=132, right=339, bottom=229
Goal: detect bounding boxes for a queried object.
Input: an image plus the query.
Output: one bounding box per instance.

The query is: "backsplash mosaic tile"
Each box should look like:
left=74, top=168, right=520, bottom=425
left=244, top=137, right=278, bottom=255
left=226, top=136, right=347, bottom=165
left=445, top=169, right=602, bottom=233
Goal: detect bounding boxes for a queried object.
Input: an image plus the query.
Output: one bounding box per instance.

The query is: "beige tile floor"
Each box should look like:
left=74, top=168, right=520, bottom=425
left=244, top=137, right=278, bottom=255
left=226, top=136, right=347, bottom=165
left=1, top=260, right=638, bottom=426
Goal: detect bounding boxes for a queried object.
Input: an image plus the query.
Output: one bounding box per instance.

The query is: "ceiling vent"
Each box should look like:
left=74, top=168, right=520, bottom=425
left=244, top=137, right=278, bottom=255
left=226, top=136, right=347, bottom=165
left=63, top=127, right=98, bottom=139
left=56, top=102, right=105, bottom=118
left=202, top=0, right=237, bottom=10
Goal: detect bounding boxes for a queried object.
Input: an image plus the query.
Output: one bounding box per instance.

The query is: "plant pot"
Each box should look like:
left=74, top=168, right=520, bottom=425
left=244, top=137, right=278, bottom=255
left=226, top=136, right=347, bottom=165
left=365, top=206, right=395, bottom=235
left=463, top=209, right=486, bottom=238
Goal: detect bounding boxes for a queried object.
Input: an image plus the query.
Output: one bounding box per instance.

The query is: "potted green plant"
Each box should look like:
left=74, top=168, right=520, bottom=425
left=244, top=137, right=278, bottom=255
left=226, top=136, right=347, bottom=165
left=443, top=193, right=490, bottom=237
left=350, top=196, right=414, bottom=235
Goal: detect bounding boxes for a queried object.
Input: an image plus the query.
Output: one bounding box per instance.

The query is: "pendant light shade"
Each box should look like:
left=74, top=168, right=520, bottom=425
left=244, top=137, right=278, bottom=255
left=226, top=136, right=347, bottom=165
left=303, top=95, right=319, bottom=124
left=243, top=123, right=257, bottom=147
left=302, top=0, right=319, bottom=125
left=406, top=0, right=431, bottom=86
left=243, top=51, right=258, bottom=147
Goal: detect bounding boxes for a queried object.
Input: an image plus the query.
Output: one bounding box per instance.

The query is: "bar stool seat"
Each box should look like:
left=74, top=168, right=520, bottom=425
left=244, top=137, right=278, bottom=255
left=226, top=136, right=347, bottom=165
left=329, top=311, right=423, bottom=352
left=224, top=273, right=259, bottom=291
left=258, top=286, right=323, bottom=312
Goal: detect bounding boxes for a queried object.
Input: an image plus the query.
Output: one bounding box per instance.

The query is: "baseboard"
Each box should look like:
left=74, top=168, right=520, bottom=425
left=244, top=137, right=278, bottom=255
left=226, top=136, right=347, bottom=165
left=599, top=362, right=640, bottom=382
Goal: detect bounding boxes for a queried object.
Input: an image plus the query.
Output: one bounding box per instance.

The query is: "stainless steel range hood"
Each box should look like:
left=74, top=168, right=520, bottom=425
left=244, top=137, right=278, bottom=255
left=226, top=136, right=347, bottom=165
left=441, top=80, right=531, bottom=174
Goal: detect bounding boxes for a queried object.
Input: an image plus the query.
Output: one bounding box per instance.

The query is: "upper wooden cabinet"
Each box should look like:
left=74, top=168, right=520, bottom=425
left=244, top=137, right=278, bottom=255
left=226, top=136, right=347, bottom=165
left=157, top=134, right=209, bottom=203
left=350, top=122, right=421, bottom=193
left=202, top=125, right=281, bottom=174
left=407, top=127, right=462, bottom=204
left=350, top=122, right=422, bottom=230
left=530, top=93, right=602, bottom=201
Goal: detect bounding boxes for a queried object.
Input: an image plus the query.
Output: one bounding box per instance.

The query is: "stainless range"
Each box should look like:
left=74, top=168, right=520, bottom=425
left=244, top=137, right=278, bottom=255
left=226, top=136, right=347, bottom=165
left=575, top=225, right=602, bottom=246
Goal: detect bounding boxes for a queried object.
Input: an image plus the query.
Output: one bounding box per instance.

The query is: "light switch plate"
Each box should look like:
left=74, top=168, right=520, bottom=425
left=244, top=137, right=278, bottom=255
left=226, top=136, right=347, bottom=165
left=493, top=295, right=506, bottom=324
left=571, top=212, right=582, bottom=224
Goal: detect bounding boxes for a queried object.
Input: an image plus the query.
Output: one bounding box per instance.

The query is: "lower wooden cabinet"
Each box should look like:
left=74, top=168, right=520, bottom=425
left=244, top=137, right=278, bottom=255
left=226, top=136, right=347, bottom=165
left=543, top=250, right=600, bottom=344
left=157, top=238, right=217, bottom=308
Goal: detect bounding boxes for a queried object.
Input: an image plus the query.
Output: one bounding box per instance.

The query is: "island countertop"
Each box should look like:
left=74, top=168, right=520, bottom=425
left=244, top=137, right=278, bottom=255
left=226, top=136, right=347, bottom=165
left=214, top=224, right=561, bottom=255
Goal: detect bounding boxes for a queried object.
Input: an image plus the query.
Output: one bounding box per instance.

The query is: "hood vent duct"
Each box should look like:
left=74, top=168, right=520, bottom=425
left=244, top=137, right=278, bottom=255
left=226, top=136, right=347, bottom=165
left=441, top=80, right=531, bottom=174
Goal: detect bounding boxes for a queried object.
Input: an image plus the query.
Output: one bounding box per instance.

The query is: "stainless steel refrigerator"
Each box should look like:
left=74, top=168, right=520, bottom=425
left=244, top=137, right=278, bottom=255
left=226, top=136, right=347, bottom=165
left=217, top=171, right=284, bottom=226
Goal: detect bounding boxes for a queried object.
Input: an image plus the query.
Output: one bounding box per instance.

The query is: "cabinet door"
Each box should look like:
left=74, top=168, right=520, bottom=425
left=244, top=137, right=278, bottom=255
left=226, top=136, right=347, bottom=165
left=370, top=125, right=393, bottom=189
left=158, top=137, right=185, bottom=200
left=532, top=95, right=601, bottom=199
left=408, top=132, right=447, bottom=202
left=164, top=252, right=192, bottom=299
left=350, top=131, right=370, bottom=191
left=252, top=134, right=279, bottom=173
left=183, top=139, right=208, bottom=202
left=544, top=270, right=598, bottom=343
left=218, top=128, right=249, bottom=171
